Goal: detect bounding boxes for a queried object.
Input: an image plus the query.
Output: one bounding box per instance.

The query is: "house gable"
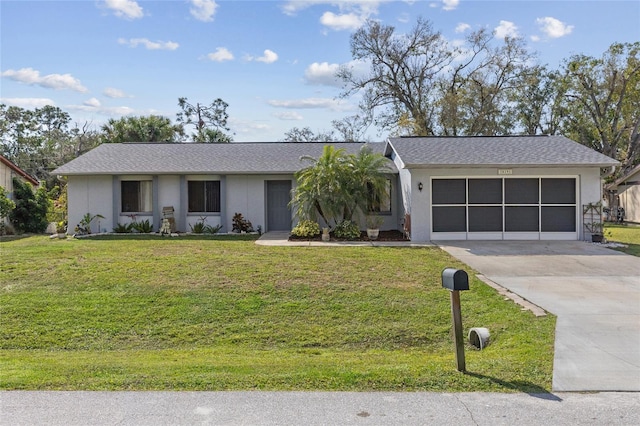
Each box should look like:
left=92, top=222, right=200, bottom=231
left=1, top=155, right=39, bottom=195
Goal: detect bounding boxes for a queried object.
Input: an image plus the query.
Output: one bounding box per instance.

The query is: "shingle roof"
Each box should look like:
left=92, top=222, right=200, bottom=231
left=53, top=142, right=396, bottom=175
left=386, top=135, right=619, bottom=168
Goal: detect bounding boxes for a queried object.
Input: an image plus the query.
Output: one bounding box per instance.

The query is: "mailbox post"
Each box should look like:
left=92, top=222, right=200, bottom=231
left=442, top=268, right=470, bottom=372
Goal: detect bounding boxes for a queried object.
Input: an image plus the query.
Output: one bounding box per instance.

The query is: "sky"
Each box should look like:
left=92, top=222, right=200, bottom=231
left=1, top=0, right=639, bottom=142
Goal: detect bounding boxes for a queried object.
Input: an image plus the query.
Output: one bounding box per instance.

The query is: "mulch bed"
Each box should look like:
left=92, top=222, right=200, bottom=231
left=288, top=230, right=406, bottom=242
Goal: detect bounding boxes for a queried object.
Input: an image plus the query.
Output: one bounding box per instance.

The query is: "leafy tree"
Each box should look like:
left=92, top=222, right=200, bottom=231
left=177, top=97, right=233, bottom=143
left=282, top=126, right=336, bottom=142
left=560, top=42, right=640, bottom=172
left=512, top=65, right=566, bottom=136
left=290, top=145, right=390, bottom=228
left=0, top=105, right=67, bottom=184
left=101, top=115, right=183, bottom=143
left=9, top=178, right=49, bottom=233
left=0, top=104, right=101, bottom=188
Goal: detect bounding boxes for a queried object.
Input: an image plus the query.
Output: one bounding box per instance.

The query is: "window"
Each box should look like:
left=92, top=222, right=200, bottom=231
left=368, top=179, right=391, bottom=213
left=188, top=181, right=220, bottom=213
left=121, top=181, right=152, bottom=213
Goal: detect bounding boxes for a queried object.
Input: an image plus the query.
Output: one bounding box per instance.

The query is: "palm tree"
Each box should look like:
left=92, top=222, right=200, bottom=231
left=348, top=145, right=392, bottom=220
left=290, top=145, right=391, bottom=228
left=101, top=115, right=183, bottom=143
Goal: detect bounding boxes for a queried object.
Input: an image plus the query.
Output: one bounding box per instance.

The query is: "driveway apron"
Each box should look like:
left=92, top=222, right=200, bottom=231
left=436, top=241, right=640, bottom=392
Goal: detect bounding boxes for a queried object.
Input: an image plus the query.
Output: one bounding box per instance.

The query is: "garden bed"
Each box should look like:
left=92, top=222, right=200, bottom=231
left=289, top=230, right=406, bottom=242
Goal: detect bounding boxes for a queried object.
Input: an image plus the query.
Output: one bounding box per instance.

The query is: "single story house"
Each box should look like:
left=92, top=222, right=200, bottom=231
left=1, top=154, right=39, bottom=232
left=608, top=164, right=640, bottom=224
left=53, top=135, right=617, bottom=242
left=52, top=142, right=401, bottom=235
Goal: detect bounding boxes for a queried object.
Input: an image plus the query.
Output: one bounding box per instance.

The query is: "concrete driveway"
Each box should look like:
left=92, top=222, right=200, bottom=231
left=436, top=241, right=640, bottom=392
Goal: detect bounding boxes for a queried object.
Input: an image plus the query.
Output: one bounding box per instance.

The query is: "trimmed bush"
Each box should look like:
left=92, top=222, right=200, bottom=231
left=333, top=220, right=361, bottom=240
left=291, top=220, right=321, bottom=238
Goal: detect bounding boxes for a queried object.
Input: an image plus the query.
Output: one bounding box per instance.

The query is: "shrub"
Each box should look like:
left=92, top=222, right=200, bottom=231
left=113, top=223, right=134, bottom=233
left=9, top=178, right=49, bottom=234
left=0, top=186, right=16, bottom=235
left=291, top=220, right=321, bottom=238
left=190, top=221, right=206, bottom=234
left=365, top=214, right=384, bottom=229
left=333, top=220, right=361, bottom=240
left=232, top=212, right=253, bottom=233
left=203, top=224, right=223, bottom=234
left=132, top=219, right=153, bottom=233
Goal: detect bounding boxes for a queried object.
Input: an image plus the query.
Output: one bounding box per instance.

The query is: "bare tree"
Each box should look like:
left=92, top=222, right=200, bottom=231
left=281, top=127, right=336, bottom=142
left=337, top=18, right=454, bottom=136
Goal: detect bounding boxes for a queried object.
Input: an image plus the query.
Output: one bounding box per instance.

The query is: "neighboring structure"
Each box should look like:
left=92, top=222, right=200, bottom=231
left=1, top=155, right=39, bottom=232
left=609, top=164, right=640, bottom=224
left=53, top=135, right=617, bottom=241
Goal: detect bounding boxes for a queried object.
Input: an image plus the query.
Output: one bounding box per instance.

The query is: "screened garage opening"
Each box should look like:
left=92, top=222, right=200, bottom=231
left=431, top=177, right=578, bottom=240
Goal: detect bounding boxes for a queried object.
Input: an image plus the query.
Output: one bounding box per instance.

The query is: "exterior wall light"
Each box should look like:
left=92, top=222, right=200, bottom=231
left=418, top=182, right=423, bottom=192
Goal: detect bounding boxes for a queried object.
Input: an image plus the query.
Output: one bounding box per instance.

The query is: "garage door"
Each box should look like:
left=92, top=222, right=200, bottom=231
left=431, top=177, right=577, bottom=240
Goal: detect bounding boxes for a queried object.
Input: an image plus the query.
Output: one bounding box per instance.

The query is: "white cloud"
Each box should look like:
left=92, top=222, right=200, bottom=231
left=397, top=13, right=410, bottom=24
left=68, top=104, right=136, bottom=117
left=0, top=97, right=56, bottom=108
left=103, top=87, right=131, bottom=98
left=320, top=12, right=364, bottom=31
left=83, top=98, right=101, bottom=108
left=206, top=47, right=234, bottom=62
left=494, top=20, right=519, bottom=39
left=536, top=17, right=574, bottom=39
left=530, top=35, right=541, bottom=42
left=455, top=23, right=471, bottom=33
left=103, top=0, right=143, bottom=20
left=274, top=111, right=304, bottom=120
left=442, top=0, right=459, bottom=11
left=228, top=117, right=272, bottom=136
left=118, top=38, right=179, bottom=50
left=253, top=49, right=279, bottom=64
left=282, top=1, right=381, bottom=31
left=1, top=67, right=88, bottom=92
left=268, top=97, right=350, bottom=111
left=190, top=0, right=218, bottom=22
left=304, top=62, right=341, bottom=87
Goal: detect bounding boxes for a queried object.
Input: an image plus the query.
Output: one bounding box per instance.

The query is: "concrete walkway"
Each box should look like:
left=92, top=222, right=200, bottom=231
left=437, top=241, right=640, bottom=392
left=2, top=391, right=639, bottom=425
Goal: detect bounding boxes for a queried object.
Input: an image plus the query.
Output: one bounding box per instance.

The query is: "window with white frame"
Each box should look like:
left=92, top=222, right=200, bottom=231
left=121, top=180, right=152, bottom=213
left=188, top=180, right=221, bottom=213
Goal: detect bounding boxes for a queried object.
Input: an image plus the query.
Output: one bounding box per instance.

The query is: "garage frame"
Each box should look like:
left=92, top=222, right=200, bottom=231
left=431, top=175, right=580, bottom=241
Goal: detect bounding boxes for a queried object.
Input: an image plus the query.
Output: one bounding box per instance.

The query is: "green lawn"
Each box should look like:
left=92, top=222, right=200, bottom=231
left=0, top=235, right=555, bottom=392
left=605, top=223, right=640, bottom=256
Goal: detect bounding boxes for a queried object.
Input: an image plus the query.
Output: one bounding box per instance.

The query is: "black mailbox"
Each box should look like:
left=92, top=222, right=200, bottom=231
left=442, top=268, right=469, bottom=291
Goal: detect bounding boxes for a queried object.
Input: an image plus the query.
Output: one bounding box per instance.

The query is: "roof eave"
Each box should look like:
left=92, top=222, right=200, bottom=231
left=403, top=162, right=619, bottom=169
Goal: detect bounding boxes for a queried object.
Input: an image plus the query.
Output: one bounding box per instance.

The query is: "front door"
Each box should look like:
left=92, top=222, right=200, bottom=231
left=266, top=180, right=292, bottom=231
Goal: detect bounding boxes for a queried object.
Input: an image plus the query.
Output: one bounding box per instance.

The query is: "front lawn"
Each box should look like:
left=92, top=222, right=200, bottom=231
left=605, top=223, right=640, bottom=256
left=0, top=236, right=555, bottom=392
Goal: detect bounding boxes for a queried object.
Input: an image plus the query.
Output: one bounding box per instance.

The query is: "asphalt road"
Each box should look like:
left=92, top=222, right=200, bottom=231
left=2, top=391, right=639, bottom=425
